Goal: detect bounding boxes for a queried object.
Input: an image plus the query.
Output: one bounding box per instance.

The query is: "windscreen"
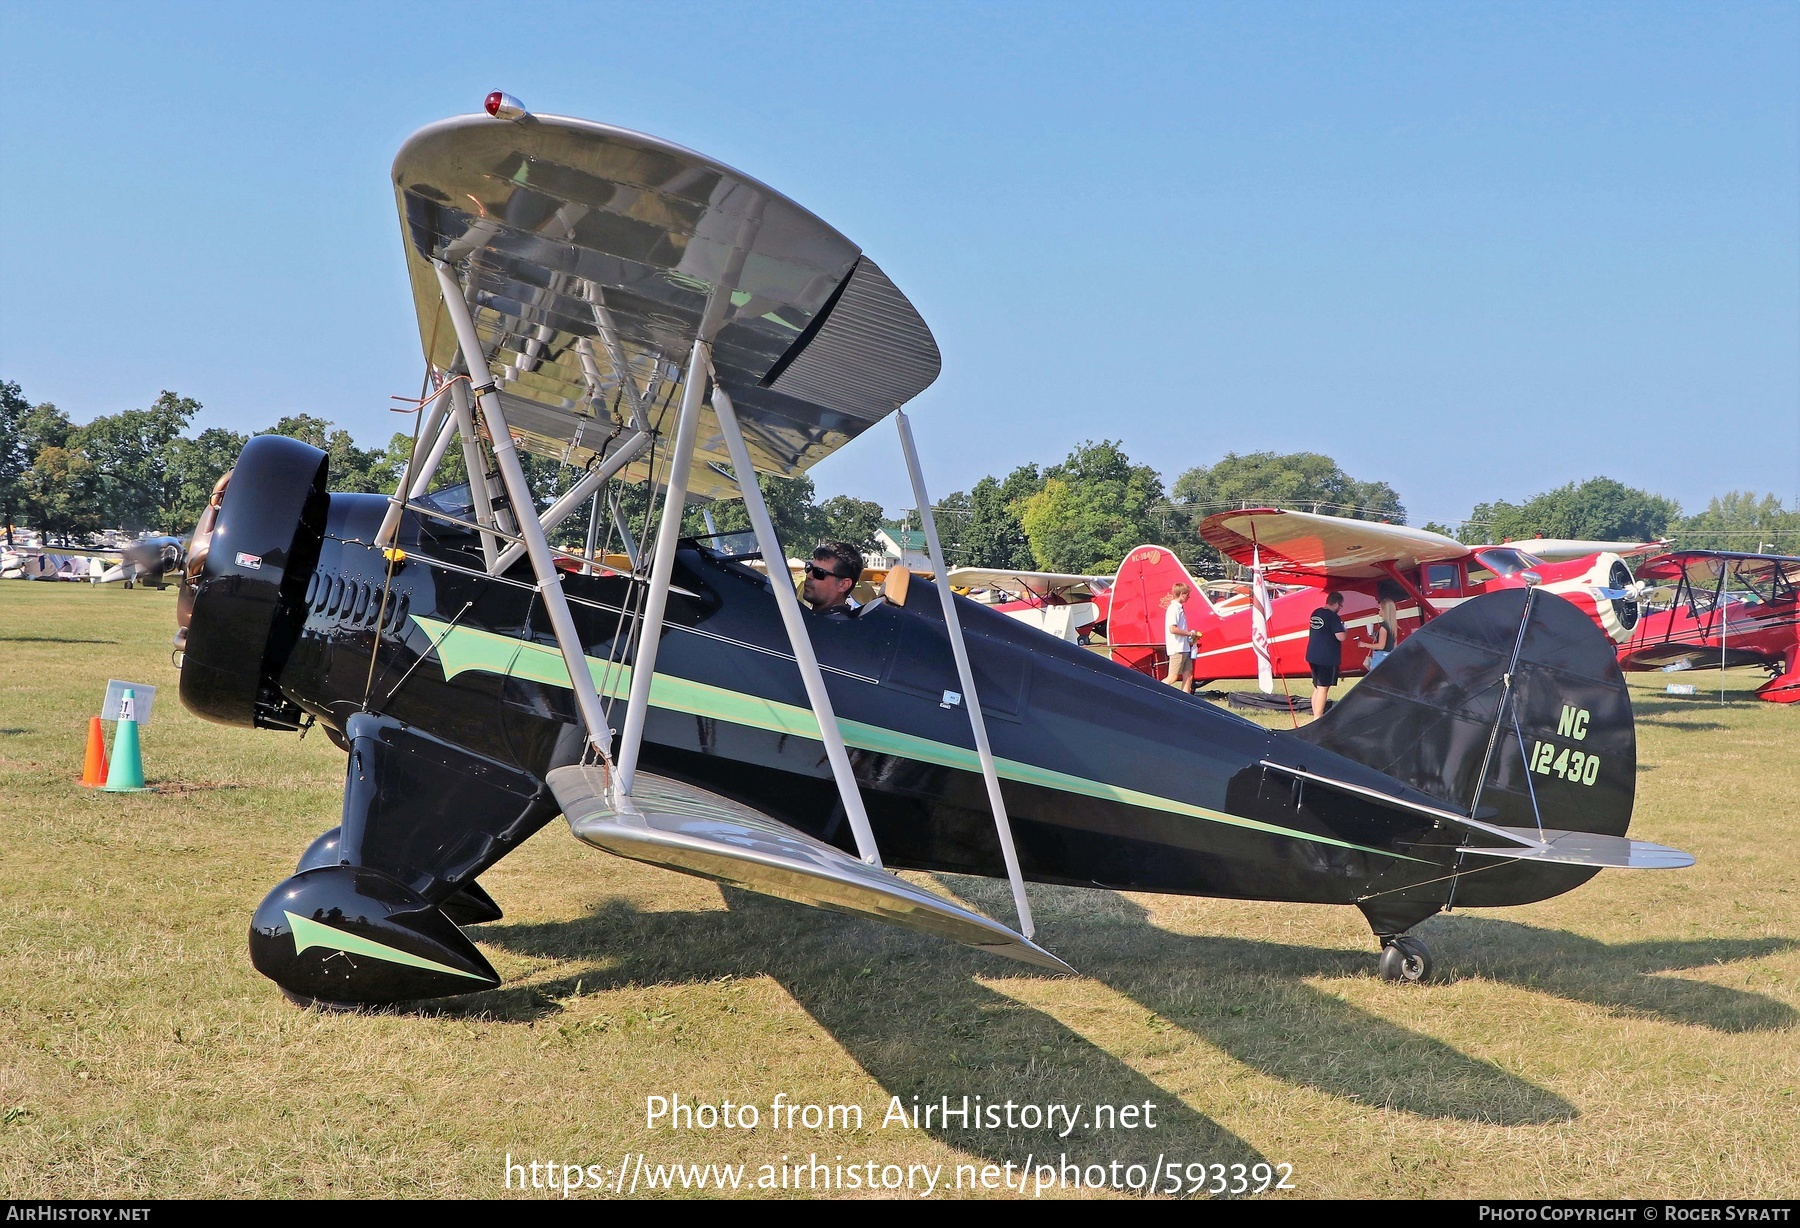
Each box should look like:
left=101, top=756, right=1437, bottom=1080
left=1475, top=548, right=1543, bottom=577
left=695, top=530, right=762, bottom=561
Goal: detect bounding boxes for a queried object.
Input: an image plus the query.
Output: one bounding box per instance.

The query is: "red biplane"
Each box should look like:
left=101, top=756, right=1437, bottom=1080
left=1109, top=508, right=1653, bottom=686
left=1618, top=551, right=1800, bottom=703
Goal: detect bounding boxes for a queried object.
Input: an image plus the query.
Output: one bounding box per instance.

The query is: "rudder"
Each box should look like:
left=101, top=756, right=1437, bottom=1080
left=1298, top=588, right=1637, bottom=908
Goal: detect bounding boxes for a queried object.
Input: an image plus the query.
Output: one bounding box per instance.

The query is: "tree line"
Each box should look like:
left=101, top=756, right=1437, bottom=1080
left=3, top=379, right=1794, bottom=569
left=0, top=383, right=397, bottom=545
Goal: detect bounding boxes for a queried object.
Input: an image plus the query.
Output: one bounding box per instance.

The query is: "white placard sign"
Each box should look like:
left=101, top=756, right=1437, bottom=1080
left=101, top=679, right=158, bottom=726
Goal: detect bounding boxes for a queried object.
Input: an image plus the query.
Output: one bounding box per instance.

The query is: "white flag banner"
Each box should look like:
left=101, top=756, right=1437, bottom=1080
left=1251, top=547, right=1274, bottom=694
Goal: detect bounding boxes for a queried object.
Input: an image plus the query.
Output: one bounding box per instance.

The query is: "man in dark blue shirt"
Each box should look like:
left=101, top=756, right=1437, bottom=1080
left=1306, top=591, right=1347, bottom=720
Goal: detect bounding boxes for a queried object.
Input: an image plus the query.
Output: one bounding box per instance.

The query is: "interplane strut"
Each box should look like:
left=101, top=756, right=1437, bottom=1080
left=432, top=259, right=616, bottom=758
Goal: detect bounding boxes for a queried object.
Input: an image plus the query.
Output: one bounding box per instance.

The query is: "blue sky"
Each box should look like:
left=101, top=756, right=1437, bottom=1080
left=1, top=1, right=1795, bottom=529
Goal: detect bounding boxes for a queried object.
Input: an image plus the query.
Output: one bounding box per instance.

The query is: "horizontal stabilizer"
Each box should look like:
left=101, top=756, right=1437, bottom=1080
left=1459, top=826, right=1695, bottom=869
left=1257, top=760, right=1693, bottom=870
left=549, top=766, right=1071, bottom=973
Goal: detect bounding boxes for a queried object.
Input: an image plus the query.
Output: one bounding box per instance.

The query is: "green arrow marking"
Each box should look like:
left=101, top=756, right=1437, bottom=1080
left=285, top=911, right=489, bottom=981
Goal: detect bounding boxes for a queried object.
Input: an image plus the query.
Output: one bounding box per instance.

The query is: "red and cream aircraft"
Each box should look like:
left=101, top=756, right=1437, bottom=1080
left=1618, top=550, right=1800, bottom=703
left=1108, top=508, right=1651, bottom=684
left=947, top=567, right=1112, bottom=644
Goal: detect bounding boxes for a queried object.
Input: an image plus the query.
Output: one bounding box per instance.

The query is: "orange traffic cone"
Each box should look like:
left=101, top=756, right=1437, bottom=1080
left=79, top=716, right=109, bottom=787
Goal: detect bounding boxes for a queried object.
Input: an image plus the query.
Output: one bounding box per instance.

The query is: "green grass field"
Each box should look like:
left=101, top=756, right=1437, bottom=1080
left=1, top=581, right=1794, bottom=1199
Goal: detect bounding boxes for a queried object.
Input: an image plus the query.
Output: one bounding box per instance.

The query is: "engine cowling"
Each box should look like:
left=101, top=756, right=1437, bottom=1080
left=177, top=435, right=329, bottom=729
left=1548, top=552, right=1641, bottom=643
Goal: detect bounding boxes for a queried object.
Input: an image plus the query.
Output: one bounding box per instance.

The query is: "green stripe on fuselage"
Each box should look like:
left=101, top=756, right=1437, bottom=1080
left=410, top=615, right=1424, bottom=863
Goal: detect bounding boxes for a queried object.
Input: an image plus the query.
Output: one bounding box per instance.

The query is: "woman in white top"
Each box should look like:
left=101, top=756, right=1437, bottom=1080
left=1364, top=596, right=1398, bottom=671
left=1164, top=582, right=1198, bottom=694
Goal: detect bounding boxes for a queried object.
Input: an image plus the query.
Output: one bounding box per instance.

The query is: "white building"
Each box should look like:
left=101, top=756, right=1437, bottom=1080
left=874, top=527, right=932, bottom=572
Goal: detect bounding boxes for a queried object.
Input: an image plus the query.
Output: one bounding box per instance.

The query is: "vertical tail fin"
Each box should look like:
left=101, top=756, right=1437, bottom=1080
left=1297, top=588, right=1636, bottom=840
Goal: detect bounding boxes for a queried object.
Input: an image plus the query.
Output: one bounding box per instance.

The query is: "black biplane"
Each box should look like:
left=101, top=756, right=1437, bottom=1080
left=175, top=99, right=1692, bottom=1006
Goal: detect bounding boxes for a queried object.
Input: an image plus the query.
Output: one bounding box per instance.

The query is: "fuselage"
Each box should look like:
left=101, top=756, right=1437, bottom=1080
left=1110, top=544, right=1640, bottom=682
left=976, top=588, right=1109, bottom=643
left=211, top=492, right=1588, bottom=928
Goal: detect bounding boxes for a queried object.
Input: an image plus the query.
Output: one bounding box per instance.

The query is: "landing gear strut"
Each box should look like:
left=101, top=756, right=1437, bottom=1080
left=1377, top=935, right=1433, bottom=983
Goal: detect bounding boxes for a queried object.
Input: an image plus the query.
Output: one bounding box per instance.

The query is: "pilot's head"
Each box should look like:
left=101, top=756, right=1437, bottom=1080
left=804, top=540, right=863, bottom=612
left=1324, top=591, right=1344, bottom=610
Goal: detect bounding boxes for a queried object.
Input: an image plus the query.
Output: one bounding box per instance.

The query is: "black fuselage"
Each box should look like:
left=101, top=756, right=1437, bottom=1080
left=225, top=491, right=1584, bottom=939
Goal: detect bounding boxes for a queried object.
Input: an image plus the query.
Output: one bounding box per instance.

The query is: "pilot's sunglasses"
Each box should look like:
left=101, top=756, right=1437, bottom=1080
left=805, top=563, right=853, bottom=581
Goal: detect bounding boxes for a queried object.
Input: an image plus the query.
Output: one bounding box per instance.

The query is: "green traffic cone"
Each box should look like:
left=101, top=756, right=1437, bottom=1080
left=102, top=688, right=151, bottom=793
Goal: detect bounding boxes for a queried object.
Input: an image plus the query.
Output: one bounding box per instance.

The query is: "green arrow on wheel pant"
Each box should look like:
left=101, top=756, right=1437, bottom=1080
left=285, top=911, right=489, bottom=980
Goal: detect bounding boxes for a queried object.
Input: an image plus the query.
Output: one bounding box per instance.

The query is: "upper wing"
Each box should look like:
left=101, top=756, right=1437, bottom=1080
left=1638, top=550, right=1800, bottom=587
left=27, top=546, right=123, bottom=563
left=1496, top=538, right=1668, bottom=563
left=1199, top=508, right=1467, bottom=582
left=946, top=567, right=1104, bottom=597
left=393, top=112, right=941, bottom=503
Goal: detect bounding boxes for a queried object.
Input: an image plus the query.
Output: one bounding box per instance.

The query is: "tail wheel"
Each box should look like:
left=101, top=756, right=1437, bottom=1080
left=1378, top=935, right=1433, bottom=983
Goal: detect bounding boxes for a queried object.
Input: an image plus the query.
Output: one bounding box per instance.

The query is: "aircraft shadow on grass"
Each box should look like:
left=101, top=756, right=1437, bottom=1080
left=0, top=635, right=117, bottom=644
left=1430, top=914, right=1794, bottom=1033
left=455, top=873, right=1791, bottom=1147
left=938, top=881, right=1797, bottom=1036
left=1633, top=716, right=1732, bottom=733
left=466, top=891, right=1265, bottom=1171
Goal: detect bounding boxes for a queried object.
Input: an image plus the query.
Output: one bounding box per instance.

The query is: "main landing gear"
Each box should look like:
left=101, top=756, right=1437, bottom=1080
left=250, top=826, right=508, bottom=1010
left=1377, top=935, right=1433, bottom=983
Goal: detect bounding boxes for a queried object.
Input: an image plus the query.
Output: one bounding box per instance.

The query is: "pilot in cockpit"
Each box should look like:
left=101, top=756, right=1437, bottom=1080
left=802, top=540, right=865, bottom=618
